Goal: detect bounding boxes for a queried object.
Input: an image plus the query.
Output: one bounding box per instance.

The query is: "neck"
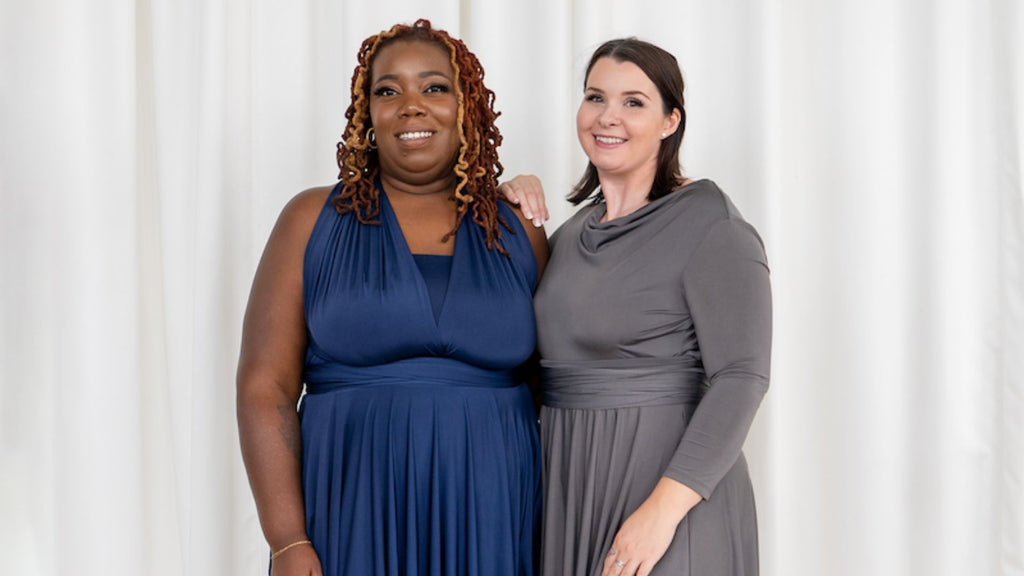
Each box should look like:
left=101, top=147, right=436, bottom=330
left=598, top=168, right=657, bottom=221
left=379, top=173, right=456, bottom=202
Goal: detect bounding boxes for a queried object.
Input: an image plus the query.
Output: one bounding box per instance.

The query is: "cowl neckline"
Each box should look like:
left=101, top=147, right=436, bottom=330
left=580, top=179, right=711, bottom=253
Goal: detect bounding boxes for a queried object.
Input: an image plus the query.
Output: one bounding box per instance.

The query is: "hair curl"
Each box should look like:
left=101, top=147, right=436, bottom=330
left=335, top=19, right=510, bottom=252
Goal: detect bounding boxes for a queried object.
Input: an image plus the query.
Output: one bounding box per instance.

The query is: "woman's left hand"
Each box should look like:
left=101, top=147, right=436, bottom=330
left=601, top=478, right=702, bottom=576
left=498, top=174, right=548, bottom=227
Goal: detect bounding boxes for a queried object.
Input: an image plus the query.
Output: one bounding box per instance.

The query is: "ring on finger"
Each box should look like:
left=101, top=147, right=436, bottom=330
left=614, top=559, right=626, bottom=568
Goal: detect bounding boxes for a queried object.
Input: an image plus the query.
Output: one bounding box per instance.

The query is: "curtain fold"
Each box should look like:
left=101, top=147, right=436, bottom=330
left=1, top=1, right=1021, bottom=574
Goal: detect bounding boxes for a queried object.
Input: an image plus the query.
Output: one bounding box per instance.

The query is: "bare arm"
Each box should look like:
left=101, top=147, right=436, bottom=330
left=504, top=184, right=550, bottom=412
left=237, top=187, right=331, bottom=575
left=518, top=211, right=550, bottom=279
left=503, top=176, right=550, bottom=278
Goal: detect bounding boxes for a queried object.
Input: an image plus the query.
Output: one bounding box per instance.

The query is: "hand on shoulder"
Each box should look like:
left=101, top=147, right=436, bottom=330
left=499, top=174, right=549, bottom=228
left=498, top=175, right=550, bottom=276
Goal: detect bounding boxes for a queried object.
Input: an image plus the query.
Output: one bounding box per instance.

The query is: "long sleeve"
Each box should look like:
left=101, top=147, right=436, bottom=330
left=663, top=217, right=772, bottom=499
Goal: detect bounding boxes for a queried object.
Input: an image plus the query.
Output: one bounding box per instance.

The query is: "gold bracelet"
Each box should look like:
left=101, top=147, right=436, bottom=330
left=271, top=539, right=312, bottom=561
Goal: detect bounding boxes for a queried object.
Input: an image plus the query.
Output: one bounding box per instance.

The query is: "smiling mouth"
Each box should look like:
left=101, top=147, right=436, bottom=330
left=399, top=131, right=435, bottom=141
left=595, top=136, right=626, bottom=144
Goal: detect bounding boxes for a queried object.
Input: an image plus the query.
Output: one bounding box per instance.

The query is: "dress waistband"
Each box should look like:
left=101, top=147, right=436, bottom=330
left=542, top=357, right=706, bottom=409
left=304, top=356, right=520, bottom=394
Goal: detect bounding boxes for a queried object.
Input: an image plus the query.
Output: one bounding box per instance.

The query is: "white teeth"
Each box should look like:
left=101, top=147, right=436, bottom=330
left=399, top=131, right=434, bottom=140
left=596, top=136, right=625, bottom=144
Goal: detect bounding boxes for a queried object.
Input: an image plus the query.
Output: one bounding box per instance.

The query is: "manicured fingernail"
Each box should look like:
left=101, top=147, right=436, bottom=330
left=533, top=218, right=543, bottom=227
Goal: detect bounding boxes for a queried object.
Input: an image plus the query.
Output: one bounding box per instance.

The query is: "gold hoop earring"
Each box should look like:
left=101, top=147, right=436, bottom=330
left=367, top=127, right=377, bottom=150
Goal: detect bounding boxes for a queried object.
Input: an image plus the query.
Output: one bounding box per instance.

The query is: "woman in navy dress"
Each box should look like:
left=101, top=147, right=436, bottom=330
left=237, top=20, right=549, bottom=576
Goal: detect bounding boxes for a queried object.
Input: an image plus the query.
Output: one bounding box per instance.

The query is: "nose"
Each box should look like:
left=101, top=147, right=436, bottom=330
left=596, top=104, right=619, bottom=127
left=398, top=93, right=427, bottom=117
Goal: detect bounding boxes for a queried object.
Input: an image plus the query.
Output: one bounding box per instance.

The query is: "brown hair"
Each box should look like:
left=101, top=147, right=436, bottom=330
left=335, top=19, right=510, bottom=252
left=569, top=38, right=687, bottom=205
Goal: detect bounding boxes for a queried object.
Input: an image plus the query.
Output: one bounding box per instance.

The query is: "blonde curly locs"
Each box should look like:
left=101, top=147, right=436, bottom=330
left=334, top=19, right=511, bottom=253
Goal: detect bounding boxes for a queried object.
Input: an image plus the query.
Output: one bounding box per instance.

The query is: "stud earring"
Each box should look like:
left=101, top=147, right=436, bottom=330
left=366, top=127, right=377, bottom=150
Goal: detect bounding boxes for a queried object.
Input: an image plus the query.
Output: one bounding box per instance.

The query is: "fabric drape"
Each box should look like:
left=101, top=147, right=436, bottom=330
left=1, top=1, right=1021, bottom=575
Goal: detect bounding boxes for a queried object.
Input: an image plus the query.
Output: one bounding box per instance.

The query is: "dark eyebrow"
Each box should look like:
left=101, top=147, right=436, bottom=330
left=374, top=70, right=452, bottom=85
left=584, top=86, right=652, bottom=100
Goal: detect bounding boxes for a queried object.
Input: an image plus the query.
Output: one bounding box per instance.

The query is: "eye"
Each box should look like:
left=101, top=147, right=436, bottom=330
left=625, top=98, right=644, bottom=108
left=425, top=83, right=451, bottom=94
left=372, top=86, right=397, bottom=97
left=584, top=93, right=603, bottom=103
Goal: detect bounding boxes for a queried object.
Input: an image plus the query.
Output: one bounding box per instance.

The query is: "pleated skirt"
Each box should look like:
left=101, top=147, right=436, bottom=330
left=539, top=403, right=758, bottom=576
left=300, top=380, right=541, bottom=576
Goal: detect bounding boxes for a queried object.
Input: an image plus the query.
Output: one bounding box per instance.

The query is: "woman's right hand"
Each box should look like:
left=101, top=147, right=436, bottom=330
left=498, top=174, right=549, bottom=227
left=270, top=543, right=323, bottom=576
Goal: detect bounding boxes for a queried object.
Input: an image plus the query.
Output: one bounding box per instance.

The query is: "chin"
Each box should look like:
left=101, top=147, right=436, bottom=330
left=589, top=159, right=621, bottom=173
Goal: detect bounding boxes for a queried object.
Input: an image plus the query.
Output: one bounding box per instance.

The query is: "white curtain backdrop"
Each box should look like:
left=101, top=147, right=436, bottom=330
left=2, top=1, right=1022, bottom=575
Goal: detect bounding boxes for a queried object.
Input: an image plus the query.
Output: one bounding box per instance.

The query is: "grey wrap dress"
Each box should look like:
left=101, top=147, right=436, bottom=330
left=534, top=179, right=771, bottom=576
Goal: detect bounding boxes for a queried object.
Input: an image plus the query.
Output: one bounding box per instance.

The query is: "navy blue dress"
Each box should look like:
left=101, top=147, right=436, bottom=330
left=298, top=183, right=541, bottom=576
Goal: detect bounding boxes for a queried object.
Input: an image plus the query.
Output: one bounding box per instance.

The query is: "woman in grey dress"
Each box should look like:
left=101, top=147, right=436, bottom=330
left=534, top=38, right=772, bottom=576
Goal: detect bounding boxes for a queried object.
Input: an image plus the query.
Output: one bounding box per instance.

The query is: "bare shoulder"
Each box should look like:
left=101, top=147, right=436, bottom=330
left=270, top=185, right=333, bottom=243
left=505, top=200, right=550, bottom=275
left=283, top=185, right=332, bottom=224
left=239, top=186, right=334, bottom=397
left=509, top=204, right=549, bottom=249
left=253, top=185, right=335, bottom=275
